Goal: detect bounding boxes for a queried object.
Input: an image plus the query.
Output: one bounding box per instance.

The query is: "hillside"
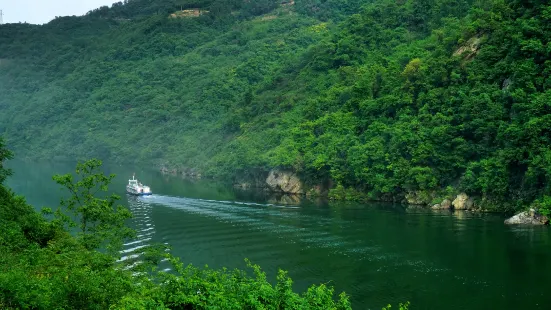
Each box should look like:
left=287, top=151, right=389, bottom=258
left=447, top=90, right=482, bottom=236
left=1, top=0, right=551, bottom=212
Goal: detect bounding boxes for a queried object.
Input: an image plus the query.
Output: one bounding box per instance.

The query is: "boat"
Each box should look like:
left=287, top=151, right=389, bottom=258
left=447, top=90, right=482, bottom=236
left=126, top=174, right=152, bottom=196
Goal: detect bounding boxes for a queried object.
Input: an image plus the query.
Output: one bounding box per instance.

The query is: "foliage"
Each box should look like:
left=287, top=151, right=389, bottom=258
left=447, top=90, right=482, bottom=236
left=531, top=196, right=551, bottom=217
left=52, top=159, right=134, bottom=253
left=114, top=257, right=353, bottom=309
left=2, top=0, right=551, bottom=211
left=0, top=153, right=136, bottom=309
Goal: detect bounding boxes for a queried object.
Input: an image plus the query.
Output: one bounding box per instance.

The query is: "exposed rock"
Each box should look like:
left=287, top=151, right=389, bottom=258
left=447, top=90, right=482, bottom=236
left=170, top=9, right=208, bottom=18
left=405, top=191, right=435, bottom=205
left=453, top=35, right=484, bottom=61
left=452, top=193, right=474, bottom=210
left=502, top=78, right=512, bottom=91
left=504, top=209, right=549, bottom=225
left=405, top=192, right=423, bottom=205
left=160, top=166, right=178, bottom=175
left=265, top=169, right=303, bottom=194
left=431, top=198, right=452, bottom=210
left=378, top=193, right=400, bottom=202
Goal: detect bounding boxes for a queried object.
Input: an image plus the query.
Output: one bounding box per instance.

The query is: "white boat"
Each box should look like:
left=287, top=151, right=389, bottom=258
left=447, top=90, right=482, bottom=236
left=126, top=174, right=152, bottom=196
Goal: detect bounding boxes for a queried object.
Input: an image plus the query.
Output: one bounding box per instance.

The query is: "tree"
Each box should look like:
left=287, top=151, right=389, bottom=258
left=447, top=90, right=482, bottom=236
left=52, top=159, right=133, bottom=254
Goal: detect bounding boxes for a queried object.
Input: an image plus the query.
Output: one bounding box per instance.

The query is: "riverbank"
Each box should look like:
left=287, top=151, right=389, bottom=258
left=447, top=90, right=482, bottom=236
left=159, top=165, right=551, bottom=225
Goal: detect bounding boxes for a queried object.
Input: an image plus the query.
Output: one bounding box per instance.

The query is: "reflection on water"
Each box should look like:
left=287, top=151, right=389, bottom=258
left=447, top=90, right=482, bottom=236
left=120, top=195, right=174, bottom=272
left=119, top=195, right=156, bottom=265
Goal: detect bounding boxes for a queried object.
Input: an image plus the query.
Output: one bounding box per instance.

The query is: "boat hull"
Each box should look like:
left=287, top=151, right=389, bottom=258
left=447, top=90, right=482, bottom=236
left=126, top=176, right=152, bottom=196
left=127, top=191, right=152, bottom=196
left=126, top=186, right=152, bottom=196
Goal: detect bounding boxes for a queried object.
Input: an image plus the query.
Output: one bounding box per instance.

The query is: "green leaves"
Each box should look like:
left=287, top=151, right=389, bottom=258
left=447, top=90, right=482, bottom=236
left=53, top=159, right=134, bottom=254
left=137, top=256, right=353, bottom=310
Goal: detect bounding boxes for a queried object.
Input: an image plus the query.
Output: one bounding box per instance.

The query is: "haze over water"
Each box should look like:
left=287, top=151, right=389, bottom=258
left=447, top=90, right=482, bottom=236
left=7, top=160, right=551, bottom=309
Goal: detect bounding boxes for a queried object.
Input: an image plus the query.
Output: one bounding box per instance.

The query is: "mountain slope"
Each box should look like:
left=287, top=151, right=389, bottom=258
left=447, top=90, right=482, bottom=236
left=2, top=0, right=551, bottom=212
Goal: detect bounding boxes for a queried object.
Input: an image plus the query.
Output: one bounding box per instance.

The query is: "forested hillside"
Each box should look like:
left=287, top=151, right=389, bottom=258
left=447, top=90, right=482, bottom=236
left=1, top=0, right=551, bottom=212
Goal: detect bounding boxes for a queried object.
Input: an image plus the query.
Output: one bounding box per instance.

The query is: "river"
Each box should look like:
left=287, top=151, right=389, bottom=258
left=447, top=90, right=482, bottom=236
left=6, top=160, right=551, bottom=309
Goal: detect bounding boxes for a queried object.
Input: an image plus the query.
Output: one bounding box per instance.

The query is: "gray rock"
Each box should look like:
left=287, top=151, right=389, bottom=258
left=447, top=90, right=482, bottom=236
left=441, top=199, right=452, bottom=209
left=405, top=192, right=423, bottom=205
left=432, top=199, right=452, bottom=210
left=502, top=78, right=512, bottom=91
left=452, top=193, right=474, bottom=210
left=504, top=209, right=549, bottom=225
left=266, top=169, right=303, bottom=194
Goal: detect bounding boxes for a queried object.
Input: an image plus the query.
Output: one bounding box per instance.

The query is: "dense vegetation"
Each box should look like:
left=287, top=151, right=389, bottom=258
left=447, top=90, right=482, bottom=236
left=2, top=0, right=551, bottom=212
left=0, top=138, right=363, bottom=309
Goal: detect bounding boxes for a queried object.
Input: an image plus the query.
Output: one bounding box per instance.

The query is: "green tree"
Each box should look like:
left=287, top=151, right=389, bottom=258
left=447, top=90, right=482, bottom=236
left=52, top=159, right=133, bottom=254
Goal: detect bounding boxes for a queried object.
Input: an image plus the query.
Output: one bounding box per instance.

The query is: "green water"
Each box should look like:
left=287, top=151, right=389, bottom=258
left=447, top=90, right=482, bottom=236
left=6, top=160, right=551, bottom=309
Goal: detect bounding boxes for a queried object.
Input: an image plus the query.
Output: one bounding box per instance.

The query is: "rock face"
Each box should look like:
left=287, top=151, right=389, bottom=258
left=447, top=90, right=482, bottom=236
left=452, top=193, right=474, bottom=210
left=431, top=199, right=452, bottom=210
left=405, top=191, right=435, bottom=205
left=265, top=170, right=303, bottom=194
left=431, top=203, right=441, bottom=209
left=405, top=192, right=424, bottom=205
left=504, top=209, right=549, bottom=225
left=441, top=199, right=452, bottom=209
left=453, top=35, right=484, bottom=61
left=432, top=199, right=452, bottom=210
left=160, top=166, right=178, bottom=175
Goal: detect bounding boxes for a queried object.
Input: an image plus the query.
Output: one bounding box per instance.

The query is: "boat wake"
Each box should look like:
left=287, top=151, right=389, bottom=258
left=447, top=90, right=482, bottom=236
left=118, top=195, right=169, bottom=270
left=117, top=193, right=500, bottom=305
left=134, top=195, right=395, bottom=265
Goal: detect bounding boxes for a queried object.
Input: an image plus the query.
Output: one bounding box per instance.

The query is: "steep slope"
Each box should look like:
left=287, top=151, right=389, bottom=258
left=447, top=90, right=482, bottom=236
left=2, top=0, right=551, bottom=212
left=0, top=1, right=323, bottom=160
left=243, top=0, right=551, bottom=212
left=0, top=0, right=367, bottom=166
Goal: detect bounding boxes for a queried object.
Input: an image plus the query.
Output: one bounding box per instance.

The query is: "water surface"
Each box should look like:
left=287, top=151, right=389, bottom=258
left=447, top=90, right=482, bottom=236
left=6, top=160, right=551, bottom=309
